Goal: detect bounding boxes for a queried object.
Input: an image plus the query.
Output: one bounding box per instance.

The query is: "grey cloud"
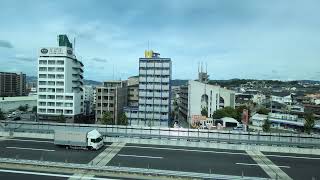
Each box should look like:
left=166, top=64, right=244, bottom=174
left=91, top=58, right=108, bottom=63
left=12, top=55, right=36, bottom=62
left=0, top=40, right=14, bottom=48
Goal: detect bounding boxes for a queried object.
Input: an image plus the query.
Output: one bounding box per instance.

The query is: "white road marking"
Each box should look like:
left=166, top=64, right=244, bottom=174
left=6, top=146, right=55, bottom=152
left=69, top=142, right=126, bottom=180
left=5, top=138, right=52, bottom=143
left=89, top=142, right=126, bottom=166
left=246, top=150, right=292, bottom=180
left=124, top=145, right=247, bottom=155
left=117, top=154, right=163, bottom=159
left=265, top=154, right=320, bottom=160
left=236, top=162, right=290, bottom=169
left=123, top=145, right=320, bottom=160
left=0, top=169, right=119, bottom=180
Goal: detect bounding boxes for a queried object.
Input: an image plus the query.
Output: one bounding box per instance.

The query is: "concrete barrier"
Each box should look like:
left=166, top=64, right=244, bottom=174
left=105, top=137, right=320, bottom=155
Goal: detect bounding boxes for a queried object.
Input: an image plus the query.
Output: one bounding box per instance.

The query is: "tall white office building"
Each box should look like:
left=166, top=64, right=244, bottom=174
left=126, top=50, right=172, bottom=127
left=37, top=35, right=84, bottom=122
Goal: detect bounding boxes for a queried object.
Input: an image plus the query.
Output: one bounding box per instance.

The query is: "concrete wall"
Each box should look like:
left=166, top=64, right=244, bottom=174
left=0, top=96, right=37, bottom=112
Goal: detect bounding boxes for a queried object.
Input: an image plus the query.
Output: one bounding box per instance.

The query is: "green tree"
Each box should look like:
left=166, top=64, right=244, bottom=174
left=201, top=107, right=208, bottom=117
left=32, top=106, right=37, bottom=113
left=57, top=113, right=66, bottom=123
left=118, top=112, right=128, bottom=125
left=212, top=107, right=237, bottom=119
left=0, top=108, right=5, bottom=120
left=257, top=107, right=270, bottom=115
left=262, top=117, right=271, bottom=132
left=304, top=113, right=315, bottom=134
left=101, top=111, right=113, bottom=125
left=236, top=105, right=248, bottom=121
left=18, top=105, right=27, bottom=112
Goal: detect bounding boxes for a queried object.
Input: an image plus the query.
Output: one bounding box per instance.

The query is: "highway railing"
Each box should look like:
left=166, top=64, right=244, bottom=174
left=0, top=157, right=268, bottom=180
left=1, top=120, right=320, bottom=148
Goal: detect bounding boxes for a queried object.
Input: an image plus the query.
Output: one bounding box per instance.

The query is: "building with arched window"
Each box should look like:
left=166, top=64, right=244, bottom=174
left=179, top=80, right=235, bottom=125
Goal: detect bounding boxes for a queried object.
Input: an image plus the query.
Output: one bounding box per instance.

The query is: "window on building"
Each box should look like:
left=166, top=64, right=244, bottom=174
left=39, top=74, right=47, bottom=78
left=57, top=60, right=64, bottom=65
left=39, top=60, right=47, bottom=64
left=65, top=96, right=73, bottom=100
left=47, top=95, right=55, bottom=99
left=56, top=81, right=64, bottom=86
left=65, top=103, right=73, bottom=107
left=38, top=102, right=46, bottom=106
left=48, top=88, right=55, bottom=92
left=48, top=67, right=55, bottom=72
left=56, top=95, right=63, bottom=100
left=47, top=81, right=54, bottom=86
left=65, top=110, right=73, bottom=114
left=39, top=95, right=46, bottom=99
left=56, top=102, right=63, bottom=107
left=56, top=88, right=64, bottom=93
left=47, top=102, right=55, bottom=106
left=48, top=74, right=55, bottom=79
left=57, top=67, right=64, bottom=72
left=48, top=60, right=55, bottom=65
left=39, top=67, right=47, bottom=71
left=56, top=74, right=64, bottom=79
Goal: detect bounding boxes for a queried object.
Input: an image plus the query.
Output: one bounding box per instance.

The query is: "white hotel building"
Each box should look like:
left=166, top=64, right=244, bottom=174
left=126, top=50, right=172, bottom=127
left=37, top=35, right=84, bottom=122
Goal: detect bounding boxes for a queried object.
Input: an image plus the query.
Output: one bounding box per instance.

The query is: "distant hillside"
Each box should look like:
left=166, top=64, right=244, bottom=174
left=171, top=79, right=188, bottom=86
left=84, top=79, right=102, bottom=86
left=26, top=76, right=102, bottom=86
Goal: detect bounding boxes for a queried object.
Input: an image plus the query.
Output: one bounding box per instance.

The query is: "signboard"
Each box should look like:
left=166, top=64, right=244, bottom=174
left=242, top=109, right=249, bottom=125
left=191, top=115, right=207, bottom=125
left=39, top=47, right=73, bottom=56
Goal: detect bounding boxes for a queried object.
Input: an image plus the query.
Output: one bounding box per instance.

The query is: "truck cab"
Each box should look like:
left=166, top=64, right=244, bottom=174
left=87, top=129, right=104, bottom=150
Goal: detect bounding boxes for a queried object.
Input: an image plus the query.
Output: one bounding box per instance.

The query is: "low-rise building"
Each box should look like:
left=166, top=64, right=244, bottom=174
left=0, top=96, right=37, bottom=112
left=83, top=85, right=95, bottom=115
left=0, top=72, right=26, bottom=97
left=179, top=80, right=236, bottom=126
left=127, top=76, right=139, bottom=107
left=95, top=81, right=127, bottom=124
left=271, top=94, right=292, bottom=105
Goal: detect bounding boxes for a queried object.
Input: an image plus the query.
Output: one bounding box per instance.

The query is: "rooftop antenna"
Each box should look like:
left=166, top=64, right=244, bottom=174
left=73, top=37, right=76, bottom=52
left=201, top=62, right=203, bottom=73
left=206, top=62, right=207, bottom=73
left=112, top=64, right=115, bottom=80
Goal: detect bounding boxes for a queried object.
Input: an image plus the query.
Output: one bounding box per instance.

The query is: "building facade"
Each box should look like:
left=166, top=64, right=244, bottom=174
left=83, top=85, right=95, bottom=115
left=0, top=72, right=26, bottom=97
left=37, top=35, right=84, bottom=122
left=127, top=76, right=139, bottom=107
left=126, top=50, right=172, bottom=127
left=95, top=81, right=127, bottom=124
left=179, top=80, right=236, bottom=125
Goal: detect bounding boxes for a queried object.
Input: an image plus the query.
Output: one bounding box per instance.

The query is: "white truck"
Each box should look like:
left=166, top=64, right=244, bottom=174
left=54, top=129, right=104, bottom=150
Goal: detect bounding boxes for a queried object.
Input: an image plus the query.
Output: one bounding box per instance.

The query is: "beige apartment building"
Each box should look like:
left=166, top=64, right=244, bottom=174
left=95, top=80, right=127, bottom=124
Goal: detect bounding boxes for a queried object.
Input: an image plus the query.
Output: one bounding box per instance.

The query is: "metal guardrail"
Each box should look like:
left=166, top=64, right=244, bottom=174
left=1, top=120, right=320, bottom=148
left=0, top=158, right=268, bottom=180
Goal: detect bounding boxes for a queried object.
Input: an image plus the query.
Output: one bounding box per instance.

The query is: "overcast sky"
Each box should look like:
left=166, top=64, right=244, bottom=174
left=0, top=0, right=319, bottom=81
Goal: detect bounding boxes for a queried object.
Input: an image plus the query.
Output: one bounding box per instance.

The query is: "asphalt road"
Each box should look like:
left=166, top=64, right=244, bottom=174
left=0, top=137, right=320, bottom=179
left=263, top=151, right=320, bottom=180
left=107, top=144, right=269, bottom=178
left=0, top=138, right=107, bottom=164
left=0, top=168, right=68, bottom=180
